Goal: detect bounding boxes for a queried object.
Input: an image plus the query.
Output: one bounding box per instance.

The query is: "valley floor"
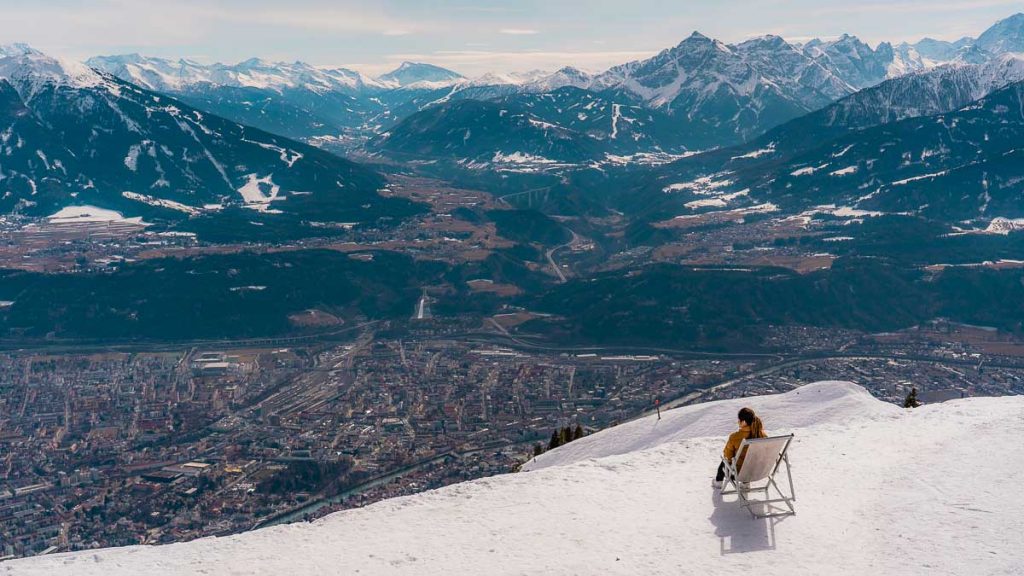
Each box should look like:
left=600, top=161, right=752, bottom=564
left=5, top=382, right=1022, bottom=575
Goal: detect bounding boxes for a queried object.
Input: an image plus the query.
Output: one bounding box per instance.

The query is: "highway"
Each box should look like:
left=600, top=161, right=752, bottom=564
left=545, top=232, right=575, bottom=283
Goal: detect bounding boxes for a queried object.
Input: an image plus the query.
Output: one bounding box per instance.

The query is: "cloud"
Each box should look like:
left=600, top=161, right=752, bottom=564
left=0, top=0, right=437, bottom=58
left=499, top=29, right=541, bottom=35
left=229, top=7, right=436, bottom=35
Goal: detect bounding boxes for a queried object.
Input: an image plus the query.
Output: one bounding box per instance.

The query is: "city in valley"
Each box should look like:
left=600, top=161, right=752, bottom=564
left=2, top=170, right=1024, bottom=560
left=3, top=9, right=1024, bottom=570
left=2, top=317, right=1024, bottom=557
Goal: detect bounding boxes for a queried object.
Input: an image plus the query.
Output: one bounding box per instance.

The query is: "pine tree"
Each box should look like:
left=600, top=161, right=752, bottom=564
left=548, top=430, right=560, bottom=450
left=560, top=426, right=571, bottom=446
left=573, top=424, right=584, bottom=441
left=904, top=387, right=921, bottom=408
left=533, top=443, right=543, bottom=457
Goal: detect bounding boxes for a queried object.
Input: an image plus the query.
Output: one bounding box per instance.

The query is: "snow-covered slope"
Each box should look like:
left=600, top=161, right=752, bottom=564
left=523, top=381, right=891, bottom=471
left=6, top=381, right=1022, bottom=576
left=975, top=12, right=1024, bottom=55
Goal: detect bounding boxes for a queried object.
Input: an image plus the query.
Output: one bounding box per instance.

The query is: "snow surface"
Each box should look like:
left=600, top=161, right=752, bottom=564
left=46, top=205, right=145, bottom=225
left=524, top=381, right=889, bottom=471
left=6, top=381, right=1022, bottom=576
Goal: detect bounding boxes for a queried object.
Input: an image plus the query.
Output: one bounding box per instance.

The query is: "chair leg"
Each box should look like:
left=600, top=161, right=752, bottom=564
left=719, top=459, right=740, bottom=495
left=740, top=459, right=796, bottom=518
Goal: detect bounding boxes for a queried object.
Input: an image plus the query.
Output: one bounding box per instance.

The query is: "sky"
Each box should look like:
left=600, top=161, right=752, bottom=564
left=1, top=0, right=1023, bottom=76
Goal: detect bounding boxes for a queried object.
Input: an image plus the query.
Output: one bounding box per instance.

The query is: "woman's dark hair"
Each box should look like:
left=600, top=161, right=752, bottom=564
left=738, top=407, right=766, bottom=438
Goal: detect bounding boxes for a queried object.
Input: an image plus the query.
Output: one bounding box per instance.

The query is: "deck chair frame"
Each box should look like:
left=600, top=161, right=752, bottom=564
left=720, top=433, right=795, bottom=519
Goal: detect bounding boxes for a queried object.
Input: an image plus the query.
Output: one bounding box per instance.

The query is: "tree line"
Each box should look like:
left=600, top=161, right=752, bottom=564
left=532, top=424, right=585, bottom=457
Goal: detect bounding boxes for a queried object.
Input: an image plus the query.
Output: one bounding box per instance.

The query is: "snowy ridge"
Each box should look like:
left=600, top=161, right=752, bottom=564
left=86, top=54, right=385, bottom=94
left=6, top=381, right=1022, bottom=576
left=814, top=53, right=1024, bottom=130
left=524, top=67, right=593, bottom=92
left=0, top=49, right=105, bottom=101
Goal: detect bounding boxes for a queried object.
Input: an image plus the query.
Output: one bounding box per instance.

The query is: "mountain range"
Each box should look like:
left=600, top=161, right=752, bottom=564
left=1, top=12, right=1023, bottom=237
left=83, top=13, right=1024, bottom=159
left=632, top=72, right=1024, bottom=229
left=0, top=45, right=422, bottom=240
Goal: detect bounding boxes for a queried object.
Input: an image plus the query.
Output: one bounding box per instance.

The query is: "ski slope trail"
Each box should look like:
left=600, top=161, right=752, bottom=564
left=5, top=381, right=1022, bottom=576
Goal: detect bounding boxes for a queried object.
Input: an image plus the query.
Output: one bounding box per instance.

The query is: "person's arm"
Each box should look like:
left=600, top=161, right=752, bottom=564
left=723, top=433, right=739, bottom=461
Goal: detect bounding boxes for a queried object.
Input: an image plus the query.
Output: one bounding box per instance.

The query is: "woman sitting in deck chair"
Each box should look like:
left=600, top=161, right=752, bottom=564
left=712, top=407, right=766, bottom=489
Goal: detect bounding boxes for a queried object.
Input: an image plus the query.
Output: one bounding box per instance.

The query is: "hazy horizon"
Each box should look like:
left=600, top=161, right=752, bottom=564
left=1, top=0, right=1023, bottom=76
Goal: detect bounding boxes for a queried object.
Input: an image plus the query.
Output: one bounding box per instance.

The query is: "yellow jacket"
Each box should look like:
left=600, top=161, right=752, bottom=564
left=723, top=427, right=767, bottom=471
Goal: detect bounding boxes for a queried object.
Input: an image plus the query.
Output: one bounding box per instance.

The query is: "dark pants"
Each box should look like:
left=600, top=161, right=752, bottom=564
left=715, top=461, right=728, bottom=482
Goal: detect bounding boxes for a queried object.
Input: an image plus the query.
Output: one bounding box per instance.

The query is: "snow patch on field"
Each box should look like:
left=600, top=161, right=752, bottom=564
left=799, top=205, right=887, bottom=220
left=124, top=144, right=141, bottom=172
left=603, top=151, right=699, bottom=166
left=790, top=163, right=828, bottom=177
left=527, top=118, right=560, bottom=131
left=242, top=137, right=304, bottom=168
left=46, top=205, right=146, bottom=225
left=121, top=191, right=201, bottom=215
left=685, top=198, right=727, bottom=209
left=663, top=175, right=733, bottom=195
left=492, top=151, right=557, bottom=165
left=238, top=174, right=284, bottom=212
left=890, top=170, right=949, bottom=186
left=984, top=217, right=1024, bottom=235
left=832, top=144, right=855, bottom=158
left=685, top=189, right=750, bottom=210
left=730, top=143, right=774, bottom=160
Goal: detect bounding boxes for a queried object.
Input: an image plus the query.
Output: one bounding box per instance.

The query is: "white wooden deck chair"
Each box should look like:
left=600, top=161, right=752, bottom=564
left=720, top=434, right=795, bottom=519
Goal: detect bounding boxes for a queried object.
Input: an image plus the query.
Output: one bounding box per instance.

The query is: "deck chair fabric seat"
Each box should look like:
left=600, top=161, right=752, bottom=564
left=720, top=434, right=795, bottom=519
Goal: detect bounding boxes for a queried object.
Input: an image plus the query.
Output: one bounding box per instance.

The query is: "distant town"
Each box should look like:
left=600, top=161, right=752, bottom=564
left=2, top=317, right=1023, bottom=559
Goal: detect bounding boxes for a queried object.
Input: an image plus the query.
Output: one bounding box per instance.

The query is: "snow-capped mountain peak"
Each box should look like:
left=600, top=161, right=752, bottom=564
left=525, top=66, right=593, bottom=91
left=465, top=69, right=549, bottom=87
left=908, top=36, right=975, bottom=65
left=975, top=12, right=1024, bottom=54
left=801, top=34, right=910, bottom=89
left=377, top=61, right=464, bottom=88
left=0, top=43, right=41, bottom=58
left=0, top=48, right=105, bottom=101
left=736, top=34, right=792, bottom=50
left=587, top=30, right=858, bottom=144
left=682, top=30, right=732, bottom=54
